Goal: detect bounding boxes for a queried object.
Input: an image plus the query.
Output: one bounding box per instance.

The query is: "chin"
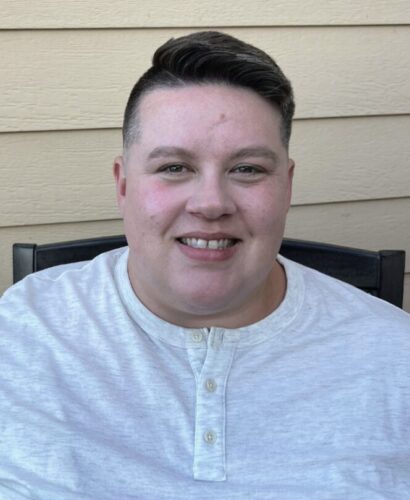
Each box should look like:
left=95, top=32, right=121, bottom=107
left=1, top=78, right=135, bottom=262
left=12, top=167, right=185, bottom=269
left=178, top=288, right=236, bottom=315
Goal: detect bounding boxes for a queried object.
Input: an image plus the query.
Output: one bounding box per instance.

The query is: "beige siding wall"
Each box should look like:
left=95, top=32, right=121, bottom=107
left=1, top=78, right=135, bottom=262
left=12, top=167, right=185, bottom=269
left=1, top=1, right=409, bottom=311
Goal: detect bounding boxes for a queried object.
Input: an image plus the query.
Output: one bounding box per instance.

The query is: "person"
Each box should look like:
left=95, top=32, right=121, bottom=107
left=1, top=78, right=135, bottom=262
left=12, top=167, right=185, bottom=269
left=0, top=31, right=409, bottom=500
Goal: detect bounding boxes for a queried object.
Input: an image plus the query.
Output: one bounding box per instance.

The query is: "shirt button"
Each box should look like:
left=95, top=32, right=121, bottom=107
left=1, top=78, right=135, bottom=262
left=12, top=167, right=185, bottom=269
left=203, top=430, right=217, bottom=444
left=205, top=378, right=217, bottom=392
left=192, top=332, right=203, bottom=343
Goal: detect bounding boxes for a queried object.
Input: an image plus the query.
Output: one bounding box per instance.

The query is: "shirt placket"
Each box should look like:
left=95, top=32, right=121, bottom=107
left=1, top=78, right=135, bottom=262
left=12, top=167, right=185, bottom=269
left=186, top=328, right=239, bottom=481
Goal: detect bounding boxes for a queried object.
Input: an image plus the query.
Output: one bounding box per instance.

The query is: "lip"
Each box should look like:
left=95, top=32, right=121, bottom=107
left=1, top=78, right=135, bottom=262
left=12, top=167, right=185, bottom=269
left=177, top=231, right=240, bottom=240
left=175, top=232, right=241, bottom=262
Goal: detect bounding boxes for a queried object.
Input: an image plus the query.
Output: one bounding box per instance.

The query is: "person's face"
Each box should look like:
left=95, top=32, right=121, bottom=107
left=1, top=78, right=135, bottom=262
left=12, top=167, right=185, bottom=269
left=114, top=84, right=294, bottom=328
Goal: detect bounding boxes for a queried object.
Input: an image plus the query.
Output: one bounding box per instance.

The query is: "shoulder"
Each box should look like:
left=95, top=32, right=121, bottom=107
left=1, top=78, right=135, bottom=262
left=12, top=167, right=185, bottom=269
left=281, top=255, right=410, bottom=333
left=0, top=246, right=130, bottom=387
left=280, top=257, right=410, bottom=386
left=0, top=246, right=128, bottom=329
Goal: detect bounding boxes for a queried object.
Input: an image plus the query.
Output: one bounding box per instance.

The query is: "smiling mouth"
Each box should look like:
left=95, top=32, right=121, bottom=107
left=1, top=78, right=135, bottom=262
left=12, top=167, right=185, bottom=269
left=178, top=237, right=239, bottom=250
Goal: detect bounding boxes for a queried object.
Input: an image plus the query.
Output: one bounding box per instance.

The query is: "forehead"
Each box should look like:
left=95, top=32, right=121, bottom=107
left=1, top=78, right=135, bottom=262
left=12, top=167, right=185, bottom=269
left=138, top=84, right=278, bottom=119
left=133, top=84, right=284, bottom=154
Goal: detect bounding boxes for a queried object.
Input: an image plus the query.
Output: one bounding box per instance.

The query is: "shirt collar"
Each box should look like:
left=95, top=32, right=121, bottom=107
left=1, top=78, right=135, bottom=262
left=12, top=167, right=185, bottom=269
left=115, top=248, right=304, bottom=349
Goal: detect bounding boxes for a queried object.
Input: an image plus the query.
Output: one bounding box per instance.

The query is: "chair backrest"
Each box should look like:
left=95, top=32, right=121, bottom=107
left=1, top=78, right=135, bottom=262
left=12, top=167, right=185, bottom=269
left=13, top=235, right=405, bottom=308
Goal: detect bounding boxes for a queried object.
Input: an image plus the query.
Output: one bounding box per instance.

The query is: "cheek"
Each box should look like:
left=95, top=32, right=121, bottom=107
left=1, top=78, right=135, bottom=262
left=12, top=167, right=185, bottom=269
left=240, top=188, right=288, bottom=230
left=131, top=180, right=181, bottom=217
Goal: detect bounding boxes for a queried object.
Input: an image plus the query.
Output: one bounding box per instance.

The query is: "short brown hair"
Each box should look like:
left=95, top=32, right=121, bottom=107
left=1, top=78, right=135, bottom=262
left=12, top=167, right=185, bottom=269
left=123, top=31, right=295, bottom=149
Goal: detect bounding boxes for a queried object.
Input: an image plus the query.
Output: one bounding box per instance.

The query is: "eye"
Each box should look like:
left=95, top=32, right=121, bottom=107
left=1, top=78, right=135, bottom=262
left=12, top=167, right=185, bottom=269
left=232, top=164, right=261, bottom=174
left=158, top=163, right=190, bottom=175
left=229, top=163, right=269, bottom=184
left=230, top=164, right=266, bottom=180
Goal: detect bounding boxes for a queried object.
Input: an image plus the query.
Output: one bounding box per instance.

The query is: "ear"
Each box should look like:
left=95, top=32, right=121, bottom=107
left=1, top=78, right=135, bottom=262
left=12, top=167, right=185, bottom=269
left=286, top=158, right=295, bottom=210
left=113, top=155, right=127, bottom=215
left=288, top=158, right=295, bottom=181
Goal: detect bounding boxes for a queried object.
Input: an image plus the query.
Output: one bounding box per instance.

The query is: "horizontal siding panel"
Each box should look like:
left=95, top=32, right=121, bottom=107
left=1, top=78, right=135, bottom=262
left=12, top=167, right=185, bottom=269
left=1, top=218, right=408, bottom=312
left=0, top=129, right=120, bottom=226
left=292, top=115, right=410, bottom=204
left=1, top=115, right=410, bottom=226
left=1, top=26, right=410, bottom=132
left=1, top=0, right=409, bottom=28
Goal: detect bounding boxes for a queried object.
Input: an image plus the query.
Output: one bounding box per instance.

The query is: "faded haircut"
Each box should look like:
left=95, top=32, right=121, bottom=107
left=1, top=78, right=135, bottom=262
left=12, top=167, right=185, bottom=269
left=122, top=31, right=295, bottom=150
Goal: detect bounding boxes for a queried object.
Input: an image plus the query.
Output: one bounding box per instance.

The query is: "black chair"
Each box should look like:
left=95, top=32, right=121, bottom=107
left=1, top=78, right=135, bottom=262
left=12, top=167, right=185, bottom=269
left=13, top=236, right=405, bottom=308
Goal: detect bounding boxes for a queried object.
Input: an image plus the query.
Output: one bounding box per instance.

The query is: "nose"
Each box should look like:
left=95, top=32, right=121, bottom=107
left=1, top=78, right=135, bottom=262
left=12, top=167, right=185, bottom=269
left=185, top=173, right=236, bottom=220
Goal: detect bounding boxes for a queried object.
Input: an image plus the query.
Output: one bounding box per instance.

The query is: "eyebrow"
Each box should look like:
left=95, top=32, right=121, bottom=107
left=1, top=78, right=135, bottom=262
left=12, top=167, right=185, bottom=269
left=147, top=146, right=196, bottom=161
left=147, top=145, right=279, bottom=163
left=229, top=147, right=279, bottom=164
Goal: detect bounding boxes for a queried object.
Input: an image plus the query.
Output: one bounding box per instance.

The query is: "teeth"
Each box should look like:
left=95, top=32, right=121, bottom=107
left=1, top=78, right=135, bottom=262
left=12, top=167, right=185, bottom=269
left=180, top=238, right=236, bottom=249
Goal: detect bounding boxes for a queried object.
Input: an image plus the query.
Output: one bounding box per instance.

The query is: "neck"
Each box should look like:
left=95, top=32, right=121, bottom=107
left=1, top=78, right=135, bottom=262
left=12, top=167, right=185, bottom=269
left=128, top=260, right=287, bottom=329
